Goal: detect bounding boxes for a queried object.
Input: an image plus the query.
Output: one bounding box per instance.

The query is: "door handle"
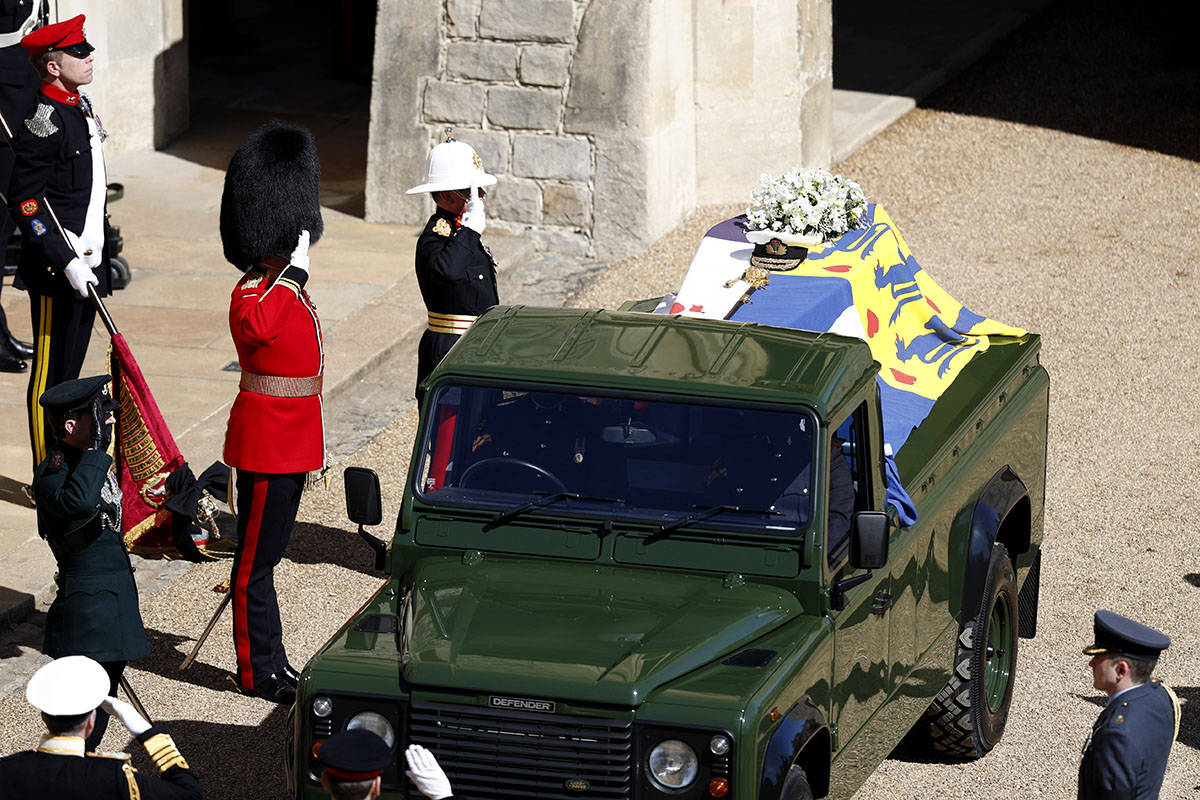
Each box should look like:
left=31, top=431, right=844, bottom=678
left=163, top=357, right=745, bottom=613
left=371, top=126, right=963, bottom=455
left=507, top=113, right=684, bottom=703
left=871, top=594, right=893, bottom=616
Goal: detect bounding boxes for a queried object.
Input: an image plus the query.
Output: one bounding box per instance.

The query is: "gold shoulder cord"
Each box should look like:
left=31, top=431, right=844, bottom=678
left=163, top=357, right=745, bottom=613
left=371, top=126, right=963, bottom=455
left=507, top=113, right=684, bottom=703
left=1163, top=683, right=1182, bottom=745
left=122, top=762, right=141, bottom=800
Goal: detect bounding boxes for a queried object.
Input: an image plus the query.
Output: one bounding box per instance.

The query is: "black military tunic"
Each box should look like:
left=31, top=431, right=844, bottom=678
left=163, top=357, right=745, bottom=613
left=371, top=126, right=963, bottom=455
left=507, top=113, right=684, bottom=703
left=0, top=727, right=203, bottom=799
left=34, top=443, right=148, bottom=662
left=1079, top=679, right=1178, bottom=800
left=414, top=208, right=498, bottom=401
left=9, top=83, right=112, bottom=468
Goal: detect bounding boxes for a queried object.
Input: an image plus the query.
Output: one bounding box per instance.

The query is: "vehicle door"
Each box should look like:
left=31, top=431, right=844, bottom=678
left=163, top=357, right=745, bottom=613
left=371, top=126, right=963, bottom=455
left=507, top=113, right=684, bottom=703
left=829, top=405, right=892, bottom=757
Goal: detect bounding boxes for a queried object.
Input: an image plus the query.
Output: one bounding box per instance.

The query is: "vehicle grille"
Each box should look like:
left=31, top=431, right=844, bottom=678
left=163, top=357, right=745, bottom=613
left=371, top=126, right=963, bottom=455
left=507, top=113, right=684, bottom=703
left=408, top=701, right=633, bottom=799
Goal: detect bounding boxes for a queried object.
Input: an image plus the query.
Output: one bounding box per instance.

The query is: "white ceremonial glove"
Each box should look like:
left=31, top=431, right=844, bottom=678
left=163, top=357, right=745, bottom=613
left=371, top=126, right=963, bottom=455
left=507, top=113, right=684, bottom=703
left=63, top=257, right=98, bottom=298
left=405, top=744, right=454, bottom=800
left=64, top=230, right=102, bottom=268
left=289, top=229, right=311, bottom=274
left=101, top=696, right=151, bottom=736
left=460, top=185, right=486, bottom=234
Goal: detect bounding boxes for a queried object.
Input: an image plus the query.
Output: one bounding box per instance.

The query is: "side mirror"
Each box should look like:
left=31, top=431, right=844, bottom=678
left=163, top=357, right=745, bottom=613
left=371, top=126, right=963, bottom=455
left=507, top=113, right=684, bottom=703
left=850, top=510, right=890, bottom=570
left=344, top=467, right=387, bottom=570
left=345, top=466, right=383, bottom=526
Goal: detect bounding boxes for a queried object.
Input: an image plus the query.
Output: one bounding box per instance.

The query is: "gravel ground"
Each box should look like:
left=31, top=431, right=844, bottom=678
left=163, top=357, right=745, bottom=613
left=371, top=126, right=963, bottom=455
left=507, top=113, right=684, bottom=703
left=2, top=1, right=1198, bottom=798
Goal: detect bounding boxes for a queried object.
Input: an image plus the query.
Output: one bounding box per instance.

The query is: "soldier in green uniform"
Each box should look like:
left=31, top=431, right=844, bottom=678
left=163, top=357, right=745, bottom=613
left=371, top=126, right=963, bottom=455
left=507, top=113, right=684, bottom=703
left=33, top=374, right=149, bottom=752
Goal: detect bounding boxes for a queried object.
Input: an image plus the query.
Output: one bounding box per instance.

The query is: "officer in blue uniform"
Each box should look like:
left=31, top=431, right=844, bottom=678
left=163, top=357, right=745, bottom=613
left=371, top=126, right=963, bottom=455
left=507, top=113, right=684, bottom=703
left=33, top=374, right=149, bottom=752
left=1079, top=610, right=1180, bottom=800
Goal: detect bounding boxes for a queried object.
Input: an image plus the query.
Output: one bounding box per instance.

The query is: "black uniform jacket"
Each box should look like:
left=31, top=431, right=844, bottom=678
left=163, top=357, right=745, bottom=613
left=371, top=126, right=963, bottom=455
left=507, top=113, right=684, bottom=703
left=415, top=208, right=499, bottom=318
left=0, top=1, right=39, bottom=125
left=1079, top=680, right=1177, bottom=800
left=0, top=727, right=203, bottom=799
left=7, top=84, right=111, bottom=297
left=34, top=443, right=149, bottom=662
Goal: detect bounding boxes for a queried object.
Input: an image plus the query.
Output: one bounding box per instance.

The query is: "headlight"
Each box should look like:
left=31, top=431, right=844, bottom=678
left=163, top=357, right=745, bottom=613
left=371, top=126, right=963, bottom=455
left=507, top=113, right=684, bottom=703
left=346, top=711, right=396, bottom=748
left=647, top=739, right=698, bottom=790
left=311, top=696, right=333, bottom=718
left=709, top=734, right=731, bottom=756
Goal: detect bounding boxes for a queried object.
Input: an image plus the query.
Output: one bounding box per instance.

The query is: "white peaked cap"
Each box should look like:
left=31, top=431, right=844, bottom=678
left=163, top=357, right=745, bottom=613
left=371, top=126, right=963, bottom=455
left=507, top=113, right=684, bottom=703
left=26, top=655, right=109, bottom=716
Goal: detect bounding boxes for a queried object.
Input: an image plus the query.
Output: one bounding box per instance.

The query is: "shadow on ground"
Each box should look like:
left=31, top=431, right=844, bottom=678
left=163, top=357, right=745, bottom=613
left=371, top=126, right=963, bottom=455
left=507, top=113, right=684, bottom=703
left=284, top=521, right=384, bottom=576
left=920, top=0, right=1200, bottom=162
left=0, top=475, right=33, bottom=508
left=140, top=707, right=291, bottom=799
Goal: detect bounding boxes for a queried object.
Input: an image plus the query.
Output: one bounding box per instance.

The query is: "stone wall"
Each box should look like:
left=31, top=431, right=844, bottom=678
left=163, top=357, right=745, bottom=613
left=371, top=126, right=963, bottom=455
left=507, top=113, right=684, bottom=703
left=70, top=0, right=188, bottom=156
left=367, top=0, right=833, bottom=260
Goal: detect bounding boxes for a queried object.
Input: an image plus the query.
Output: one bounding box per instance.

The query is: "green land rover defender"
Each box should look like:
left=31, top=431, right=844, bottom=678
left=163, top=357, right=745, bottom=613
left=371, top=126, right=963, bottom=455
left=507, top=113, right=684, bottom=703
left=287, top=305, right=1048, bottom=800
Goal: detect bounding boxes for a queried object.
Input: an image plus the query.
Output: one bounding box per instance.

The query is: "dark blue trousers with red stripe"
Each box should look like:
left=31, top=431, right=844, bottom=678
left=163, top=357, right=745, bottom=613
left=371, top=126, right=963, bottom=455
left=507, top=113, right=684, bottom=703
left=231, top=469, right=304, bottom=690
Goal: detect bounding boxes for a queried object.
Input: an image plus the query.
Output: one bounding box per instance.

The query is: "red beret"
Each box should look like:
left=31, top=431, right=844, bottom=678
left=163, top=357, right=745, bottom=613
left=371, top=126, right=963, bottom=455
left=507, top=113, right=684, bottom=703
left=20, top=15, right=94, bottom=57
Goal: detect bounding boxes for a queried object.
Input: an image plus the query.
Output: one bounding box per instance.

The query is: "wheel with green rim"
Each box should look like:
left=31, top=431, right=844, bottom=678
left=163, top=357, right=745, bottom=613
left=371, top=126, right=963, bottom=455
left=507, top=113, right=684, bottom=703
left=923, top=542, right=1019, bottom=758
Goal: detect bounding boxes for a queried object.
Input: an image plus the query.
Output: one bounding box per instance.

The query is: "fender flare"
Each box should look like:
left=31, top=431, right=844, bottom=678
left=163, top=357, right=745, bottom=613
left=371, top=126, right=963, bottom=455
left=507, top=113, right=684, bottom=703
left=759, top=696, right=830, bottom=799
left=962, top=466, right=1028, bottom=621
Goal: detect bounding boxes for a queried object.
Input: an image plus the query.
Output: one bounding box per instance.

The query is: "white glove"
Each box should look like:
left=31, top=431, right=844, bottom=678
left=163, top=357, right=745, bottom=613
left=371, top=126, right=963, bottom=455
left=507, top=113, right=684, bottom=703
left=460, top=185, right=486, bottom=234
left=405, top=744, right=453, bottom=800
left=63, top=257, right=98, bottom=298
left=101, top=696, right=151, bottom=736
left=65, top=230, right=102, bottom=268
left=289, top=229, right=310, bottom=274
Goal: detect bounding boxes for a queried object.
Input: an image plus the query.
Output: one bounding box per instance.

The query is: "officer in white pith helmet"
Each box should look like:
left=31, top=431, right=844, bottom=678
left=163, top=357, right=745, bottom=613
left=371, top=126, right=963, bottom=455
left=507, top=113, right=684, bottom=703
left=0, top=655, right=202, bottom=798
left=405, top=129, right=499, bottom=405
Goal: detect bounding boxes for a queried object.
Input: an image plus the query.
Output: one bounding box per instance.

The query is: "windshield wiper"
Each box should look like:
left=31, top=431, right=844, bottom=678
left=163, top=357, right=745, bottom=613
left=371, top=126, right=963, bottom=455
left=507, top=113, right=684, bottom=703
left=491, top=491, right=624, bottom=526
left=656, top=503, right=783, bottom=536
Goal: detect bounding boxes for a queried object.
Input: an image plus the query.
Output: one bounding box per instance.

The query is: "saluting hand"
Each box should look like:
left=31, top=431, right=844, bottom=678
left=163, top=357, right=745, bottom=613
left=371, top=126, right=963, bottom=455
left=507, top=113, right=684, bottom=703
left=101, top=696, right=151, bottom=736
left=461, top=185, right=486, bottom=234
left=405, top=744, right=454, bottom=800
left=289, top=229, right=311, bottom=274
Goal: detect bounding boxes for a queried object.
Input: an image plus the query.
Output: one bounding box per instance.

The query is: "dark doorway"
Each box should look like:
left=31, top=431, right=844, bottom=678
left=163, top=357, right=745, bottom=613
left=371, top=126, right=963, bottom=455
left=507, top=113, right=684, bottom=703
left=184, top=0, right=377, bottom=217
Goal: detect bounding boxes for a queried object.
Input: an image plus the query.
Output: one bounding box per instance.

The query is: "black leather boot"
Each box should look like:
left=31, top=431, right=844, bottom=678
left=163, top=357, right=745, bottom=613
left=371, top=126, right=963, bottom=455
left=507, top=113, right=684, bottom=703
left=0, top=349, right=26, bottom=373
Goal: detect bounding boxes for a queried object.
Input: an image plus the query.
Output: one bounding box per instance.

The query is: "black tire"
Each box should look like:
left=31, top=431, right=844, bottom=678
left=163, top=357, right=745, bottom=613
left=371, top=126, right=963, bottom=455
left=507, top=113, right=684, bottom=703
left=924, top=542, right=1018, bottom=758
left=109, top=255, right=132, bottom=290
left=780, top=764, right=815, bottom=800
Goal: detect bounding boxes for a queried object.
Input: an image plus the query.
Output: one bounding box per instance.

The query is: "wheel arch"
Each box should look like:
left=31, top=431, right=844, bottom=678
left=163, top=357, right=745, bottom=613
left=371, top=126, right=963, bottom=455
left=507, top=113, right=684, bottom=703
left=759, top=696, right=830, bottom=799
left=962, top=466, right=1029, bottom=622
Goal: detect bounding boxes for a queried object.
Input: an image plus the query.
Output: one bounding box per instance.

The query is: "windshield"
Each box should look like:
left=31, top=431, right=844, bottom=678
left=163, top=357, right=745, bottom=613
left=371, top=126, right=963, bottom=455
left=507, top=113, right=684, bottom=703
left=416, top=384, right=817, bottom=533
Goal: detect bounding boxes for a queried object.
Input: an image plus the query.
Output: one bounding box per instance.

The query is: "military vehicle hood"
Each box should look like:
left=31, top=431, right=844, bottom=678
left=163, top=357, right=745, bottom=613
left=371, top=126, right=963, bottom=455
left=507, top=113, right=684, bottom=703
left=401, top=558, right=804, bottom=706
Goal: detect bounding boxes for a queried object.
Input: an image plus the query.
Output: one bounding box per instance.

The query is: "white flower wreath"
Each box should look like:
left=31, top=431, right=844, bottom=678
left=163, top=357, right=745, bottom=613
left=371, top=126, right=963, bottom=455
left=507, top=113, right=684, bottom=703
left=744, top=167, right=868, bottom=246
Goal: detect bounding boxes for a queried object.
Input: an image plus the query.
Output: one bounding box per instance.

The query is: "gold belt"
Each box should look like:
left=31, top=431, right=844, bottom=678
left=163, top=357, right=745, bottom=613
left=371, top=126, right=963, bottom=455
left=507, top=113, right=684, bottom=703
left=239, top=371, right=323, bottom=398
left=427, top=311, right=478, bottom=335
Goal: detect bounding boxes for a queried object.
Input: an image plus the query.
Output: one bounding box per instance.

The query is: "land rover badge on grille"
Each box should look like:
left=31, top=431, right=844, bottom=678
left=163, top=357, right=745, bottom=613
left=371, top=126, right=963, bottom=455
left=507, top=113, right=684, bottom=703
left=489, top=695, right=556, bottom=713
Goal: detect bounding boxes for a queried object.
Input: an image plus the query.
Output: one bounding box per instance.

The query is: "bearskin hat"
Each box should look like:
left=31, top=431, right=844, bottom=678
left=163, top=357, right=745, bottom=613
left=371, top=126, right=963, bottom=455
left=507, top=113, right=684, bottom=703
left=220, top=122, right=323, bottom=271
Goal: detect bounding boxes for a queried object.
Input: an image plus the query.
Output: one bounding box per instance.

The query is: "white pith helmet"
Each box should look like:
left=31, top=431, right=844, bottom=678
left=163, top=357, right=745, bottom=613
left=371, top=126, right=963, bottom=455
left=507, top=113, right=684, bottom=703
left=406, top=129, right=497, bottom=195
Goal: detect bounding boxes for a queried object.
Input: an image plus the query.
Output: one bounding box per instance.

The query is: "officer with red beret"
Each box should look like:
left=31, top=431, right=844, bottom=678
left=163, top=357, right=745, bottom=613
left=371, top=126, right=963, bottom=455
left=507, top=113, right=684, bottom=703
left=9, top=14, right=113, bottom=472
left=220, top=121, right=325, bottom=704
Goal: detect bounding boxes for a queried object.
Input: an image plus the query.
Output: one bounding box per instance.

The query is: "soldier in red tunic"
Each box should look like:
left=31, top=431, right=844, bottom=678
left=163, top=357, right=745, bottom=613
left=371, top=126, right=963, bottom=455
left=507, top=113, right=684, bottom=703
left=219, top=122, right=324, bottom=704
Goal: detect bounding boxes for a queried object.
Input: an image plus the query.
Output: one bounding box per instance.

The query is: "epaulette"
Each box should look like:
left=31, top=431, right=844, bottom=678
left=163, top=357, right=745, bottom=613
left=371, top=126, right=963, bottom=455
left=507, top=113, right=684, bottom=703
left=49, top=449, right=65, bottom=469
left=24, top=104, right=58, bottom=138
left=434, top=217, right=453, bottom=237
left=240, top=274, right=264, bottom=290
left=87, top=749, right=132, bottom=761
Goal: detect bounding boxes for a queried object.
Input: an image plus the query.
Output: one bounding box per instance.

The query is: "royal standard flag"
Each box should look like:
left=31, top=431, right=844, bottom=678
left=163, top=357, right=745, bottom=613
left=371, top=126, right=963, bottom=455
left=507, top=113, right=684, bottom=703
left=666, top=203, right=1025, bottom=523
